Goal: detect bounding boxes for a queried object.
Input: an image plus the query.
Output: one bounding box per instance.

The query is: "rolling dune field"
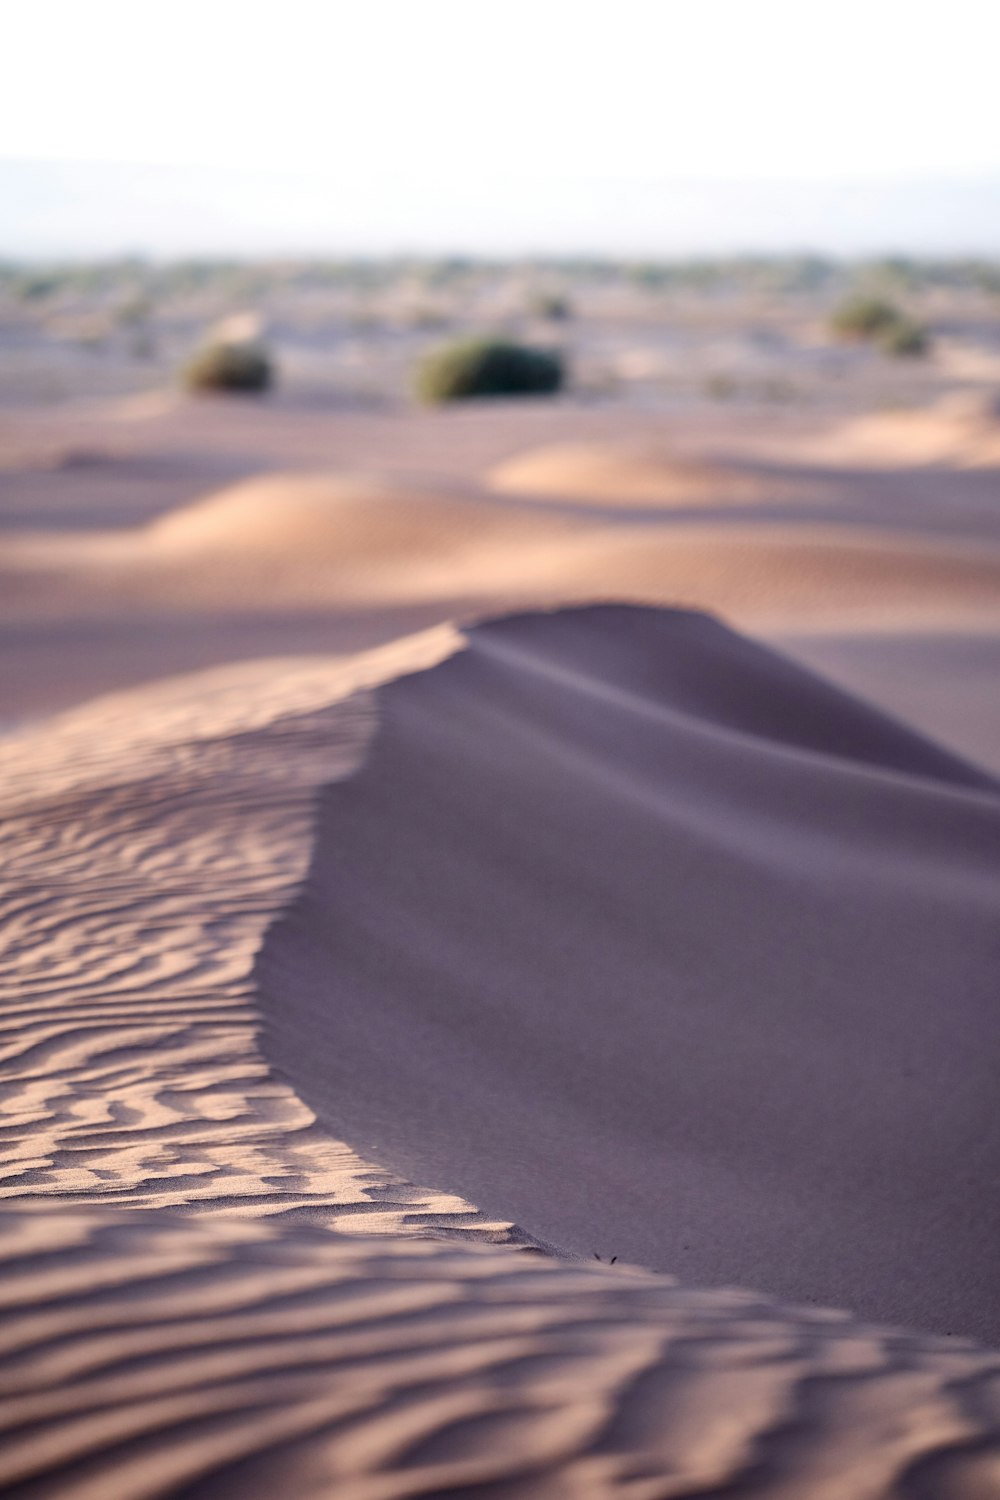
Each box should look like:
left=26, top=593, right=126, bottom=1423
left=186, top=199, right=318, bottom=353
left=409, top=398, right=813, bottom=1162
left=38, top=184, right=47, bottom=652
left=1, top=389, right=999, bottom=1495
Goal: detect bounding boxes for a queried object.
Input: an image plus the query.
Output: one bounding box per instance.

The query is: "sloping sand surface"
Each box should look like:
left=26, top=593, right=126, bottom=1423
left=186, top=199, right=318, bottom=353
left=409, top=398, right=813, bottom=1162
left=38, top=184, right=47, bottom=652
left=260, top=605, right=1000, bottom=1343
left=551, top=524, right=1000, bottom=631
left=4, top=1204, right=1000, bottom=1499
left=785, top=391, right=1000, bottom=470
left=148, top=472, right=571, bottom=559
left=4, top=468, right=1000, bottom=728
left=775, top=630, right=1000, bottom=775
left=4, top=605, right=1000, bottom=1494
left=4, top=378, right=1000, bottom=1493
left=488, top=439, right=821, bottom=507
left=0, top=629, right=522, bottom=1242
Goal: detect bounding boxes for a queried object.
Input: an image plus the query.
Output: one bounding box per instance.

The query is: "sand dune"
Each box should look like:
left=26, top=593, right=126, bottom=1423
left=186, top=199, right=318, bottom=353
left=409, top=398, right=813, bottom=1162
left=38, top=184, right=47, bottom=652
left=776, top=628, right=1000, bottom=775
left=488, top=439, right=822, bottom=507
left=4, top=372, right=1000, bottom=1496
left=6, top=465, right=1000, bottom=636
left=0, top=630, right=521, bottom=1241
left=550, top=523, right=1000, bottom=631
left=3, top=1204, right=1000, bottom=1499
left=148, top=472, right=568, bottom=559
left=260, top=605, right=1000, bottom=1344
left=793, top=390, right=1000, bottom=469
left=3, top=604, right=1000, bottom=1493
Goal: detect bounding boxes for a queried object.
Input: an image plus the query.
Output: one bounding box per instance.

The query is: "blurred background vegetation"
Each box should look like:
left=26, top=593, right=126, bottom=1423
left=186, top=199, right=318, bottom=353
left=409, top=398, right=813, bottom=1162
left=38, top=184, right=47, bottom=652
left=1, top=253, right=997, bottom=407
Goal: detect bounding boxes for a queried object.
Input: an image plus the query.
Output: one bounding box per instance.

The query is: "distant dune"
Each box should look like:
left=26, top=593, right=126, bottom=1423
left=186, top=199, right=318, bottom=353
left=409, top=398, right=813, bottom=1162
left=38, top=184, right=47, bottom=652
left=3, top=381, right=1000, bottom=1495
left=489, top=439, right=821, bottom=506
left=786, top=390, right=1000, bottom=469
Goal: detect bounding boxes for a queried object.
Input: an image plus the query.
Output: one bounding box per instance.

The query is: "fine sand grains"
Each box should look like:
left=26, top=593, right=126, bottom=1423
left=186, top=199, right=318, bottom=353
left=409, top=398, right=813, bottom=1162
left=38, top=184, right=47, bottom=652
left=2, top=382, right=1000, bottom=1494
left=259, top=606, right=1000, bottom=1344
left=1, top=610, right=1000, bottom=1495
left=3, top=1205, right=1000, bottom=1499
left=0, top=630, right=518, bottom=1239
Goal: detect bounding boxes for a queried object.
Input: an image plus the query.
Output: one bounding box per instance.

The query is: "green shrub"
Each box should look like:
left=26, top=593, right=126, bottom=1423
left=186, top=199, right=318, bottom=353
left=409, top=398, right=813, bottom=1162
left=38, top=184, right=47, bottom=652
left=830, top=295, right=902, bottom=340
left=529, top=291, right=572, bottom=321
left=15, top=273, right=61, bottom=302
left=704, top=373, right=737, bottom=400
left=415, top=339, right=563, bottom=402
left=116, top=294, right=153, bottom=327
left=182, top=340, right=273, bottom=393
left=877, top=318, right=929, bottom=358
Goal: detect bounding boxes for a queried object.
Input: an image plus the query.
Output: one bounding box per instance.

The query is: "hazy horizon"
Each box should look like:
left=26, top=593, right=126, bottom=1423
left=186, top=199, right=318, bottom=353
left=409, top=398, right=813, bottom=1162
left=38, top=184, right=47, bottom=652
left=4, top=0, right=998, bottom=261
left=3, top=159, right=999, bottom=262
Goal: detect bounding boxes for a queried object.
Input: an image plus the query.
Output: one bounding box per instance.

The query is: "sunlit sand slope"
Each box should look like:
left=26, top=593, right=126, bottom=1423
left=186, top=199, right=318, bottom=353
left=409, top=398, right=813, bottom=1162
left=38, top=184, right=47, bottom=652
left=6, top=469, right=1000, bottom=636
left=0, top=630, right=520, bottom=1242
left=2, top=1206, right=1000, bottom=1500
left=785, top=391, right=1000, bottom=469
left=3, top=605, right=1000, bottom=1496
left=260, top=605, right=1000, bottom=1343
left=488, top=439, right=821, bottom=506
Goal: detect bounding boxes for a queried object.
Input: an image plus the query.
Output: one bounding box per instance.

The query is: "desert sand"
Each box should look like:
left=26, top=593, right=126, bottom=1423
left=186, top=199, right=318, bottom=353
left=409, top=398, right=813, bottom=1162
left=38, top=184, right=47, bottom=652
left=2, top=376, right=1000, bottom=1495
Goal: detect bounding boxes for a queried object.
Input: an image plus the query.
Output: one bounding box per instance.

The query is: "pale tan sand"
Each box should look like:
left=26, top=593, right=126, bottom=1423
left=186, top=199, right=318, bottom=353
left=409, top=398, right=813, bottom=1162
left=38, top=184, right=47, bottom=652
left=4, top=610, right=1000, bottom=1495
left=764, top=390, right=1000, bottom=470
left=259, top=606, right=1000, bottom=1346
left=0, top=630, right=522, bottom=1241
left=4, top=462, right=1000, bottom=727
left=488, top=439, right=824, bottom=507
left=3, top=390, right=1000, bottom=1494
left=543, top=523, right=1000, bottom=633
left=3, top=1205, right=1000, bottom=1499
left=2, top=393, right=1000, bottom=735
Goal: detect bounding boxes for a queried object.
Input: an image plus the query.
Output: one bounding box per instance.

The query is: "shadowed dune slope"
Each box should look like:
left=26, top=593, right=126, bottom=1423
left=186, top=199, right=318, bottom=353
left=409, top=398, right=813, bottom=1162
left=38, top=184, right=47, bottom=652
left=259, top=605, right=1000, bottom=1343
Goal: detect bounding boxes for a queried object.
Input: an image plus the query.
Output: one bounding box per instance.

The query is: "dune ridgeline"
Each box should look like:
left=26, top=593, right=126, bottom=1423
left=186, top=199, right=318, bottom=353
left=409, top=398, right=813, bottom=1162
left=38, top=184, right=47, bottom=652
left=3, top=601, right=1000, bottom=1497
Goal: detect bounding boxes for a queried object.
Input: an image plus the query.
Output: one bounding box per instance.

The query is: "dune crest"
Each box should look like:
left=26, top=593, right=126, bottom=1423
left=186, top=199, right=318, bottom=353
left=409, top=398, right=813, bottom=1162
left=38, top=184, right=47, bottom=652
left=146, top=471, right=570, bottom=557
left=0, top=627, right=525, bottom=1242
left=4, top=607, right=1000, bottom=1494
left=260, top=604, right=1000, bottom=1342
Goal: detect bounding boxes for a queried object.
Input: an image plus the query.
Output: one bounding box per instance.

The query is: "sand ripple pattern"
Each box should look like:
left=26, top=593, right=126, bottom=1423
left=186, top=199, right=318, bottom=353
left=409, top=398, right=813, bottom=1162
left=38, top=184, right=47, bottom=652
left=0, top=630, right=515, bottom=1239
left=2, top=1207, right=1000, bottom=1499
left=3, top=612, right=1000, bottom=1496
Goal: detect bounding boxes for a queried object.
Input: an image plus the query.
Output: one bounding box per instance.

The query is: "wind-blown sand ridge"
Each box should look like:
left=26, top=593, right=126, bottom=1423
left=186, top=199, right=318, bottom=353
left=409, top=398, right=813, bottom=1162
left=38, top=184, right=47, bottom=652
left=2, top=377, right=1000, bottom=1495
left=259, top=605, right=1000, bottom=1344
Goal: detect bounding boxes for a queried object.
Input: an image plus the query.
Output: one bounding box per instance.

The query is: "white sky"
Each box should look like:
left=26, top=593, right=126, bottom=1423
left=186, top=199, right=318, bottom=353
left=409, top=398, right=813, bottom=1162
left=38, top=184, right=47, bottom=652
left=3, top=0, right=999, bottom=254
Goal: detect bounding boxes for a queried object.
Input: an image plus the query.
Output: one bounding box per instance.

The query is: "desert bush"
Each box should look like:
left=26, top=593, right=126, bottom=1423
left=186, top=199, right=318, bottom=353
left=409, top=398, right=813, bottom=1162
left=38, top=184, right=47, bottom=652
left=15, top=273, right=61, bottom=302
left=876, top=318, right=929, bottom=358
left=529, top=291, right=573, bottom=321
left=415, top=339, right=563, bottom=402
left=116, top=294, right=153, bottom=327
left=830, top=295, right=930, bottom=358
left=830, top=295, right=903, bottom=340
left=704, top=373, right=737, bottom=400
left=182, top=340, right=273, bottom=394
left=402, top=303, right=451, bottom=330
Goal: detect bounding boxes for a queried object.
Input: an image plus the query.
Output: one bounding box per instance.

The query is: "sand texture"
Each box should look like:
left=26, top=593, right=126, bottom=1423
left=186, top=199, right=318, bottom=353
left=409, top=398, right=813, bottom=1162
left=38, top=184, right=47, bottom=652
left=0, top=631, right=522, bottom=1241
left=487, top=440, right=823, bottom=507
left=4, top=1205, right=1000, bottom=1500
left=259, top=607, right=1000, bottom=1343
left=3, top=389, right=1000, bottom=1494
